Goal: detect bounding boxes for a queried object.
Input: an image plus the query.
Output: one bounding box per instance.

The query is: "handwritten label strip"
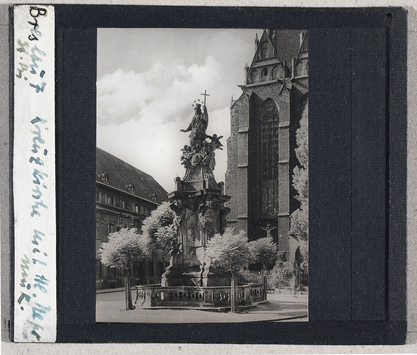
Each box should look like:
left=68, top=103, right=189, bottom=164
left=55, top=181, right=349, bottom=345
left=13, top=5, right=56, bottom=342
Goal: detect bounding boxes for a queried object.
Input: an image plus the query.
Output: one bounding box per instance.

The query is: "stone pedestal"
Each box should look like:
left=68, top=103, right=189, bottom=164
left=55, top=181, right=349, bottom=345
left=161, top=102, right=232, bottom=287
left=161, top=165, right=231, bottom=287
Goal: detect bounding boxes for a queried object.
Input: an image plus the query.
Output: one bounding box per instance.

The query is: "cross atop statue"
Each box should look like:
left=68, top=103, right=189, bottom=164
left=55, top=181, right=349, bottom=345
left=201, top=89, right=210, bottom=106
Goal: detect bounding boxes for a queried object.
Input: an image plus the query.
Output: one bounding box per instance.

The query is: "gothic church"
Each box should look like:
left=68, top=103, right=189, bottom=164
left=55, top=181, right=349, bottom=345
left=225, top=29, right=308, bottom=261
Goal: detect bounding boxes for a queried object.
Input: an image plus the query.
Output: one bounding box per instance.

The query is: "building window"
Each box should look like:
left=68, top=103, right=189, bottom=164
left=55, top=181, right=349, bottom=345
left=260, top=99, right=279, bottom=216
left=122, top=200, right=127, bottom=209
left=140, top=205, right=145, bottom=215
left=135, top=205, right=139, bottom=213
left=107, top=196, right=114, bottom=205
left=108, top=223, right=114, bottom=235
left=96, top=191, right=101, bottom=202
left=261, top=67, right=268, bottom=81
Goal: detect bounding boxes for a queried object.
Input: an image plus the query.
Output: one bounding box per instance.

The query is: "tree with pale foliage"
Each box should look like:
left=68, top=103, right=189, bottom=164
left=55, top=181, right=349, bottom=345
left=141, top=201, right=180, bottom=258
left=289, top=102, right=309, bottom=270
left=204, top=229, right=251, bottom=275
left=154, top=224, right=181, bottom=257
left=248, top=236, right=278, bottom=272
left=204, top=229, right=251, bottom=313
left=267, top=259, right=293, bottom=291
left=99, top=228, right=150, bottom=310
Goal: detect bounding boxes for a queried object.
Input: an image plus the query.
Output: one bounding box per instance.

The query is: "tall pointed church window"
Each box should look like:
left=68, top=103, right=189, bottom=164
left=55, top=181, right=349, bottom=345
left=260, top=99, right=279, bottom=216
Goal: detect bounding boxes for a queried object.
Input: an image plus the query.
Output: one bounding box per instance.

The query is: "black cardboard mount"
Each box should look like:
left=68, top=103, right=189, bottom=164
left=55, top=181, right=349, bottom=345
left=25, top=5, right=407, bottom=344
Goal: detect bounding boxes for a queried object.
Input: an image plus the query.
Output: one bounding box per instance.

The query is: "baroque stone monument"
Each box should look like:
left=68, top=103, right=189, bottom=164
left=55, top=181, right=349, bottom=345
left=162, top=91, right=231, bottom=287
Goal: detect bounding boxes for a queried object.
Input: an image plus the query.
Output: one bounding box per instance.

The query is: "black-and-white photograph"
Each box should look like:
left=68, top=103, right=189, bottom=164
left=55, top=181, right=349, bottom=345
left=95, top=28, right=309, bottom=323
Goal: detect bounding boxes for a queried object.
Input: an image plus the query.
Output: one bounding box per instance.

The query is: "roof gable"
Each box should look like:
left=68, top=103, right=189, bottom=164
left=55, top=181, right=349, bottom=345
left=253, top=30, right=276, bottom=63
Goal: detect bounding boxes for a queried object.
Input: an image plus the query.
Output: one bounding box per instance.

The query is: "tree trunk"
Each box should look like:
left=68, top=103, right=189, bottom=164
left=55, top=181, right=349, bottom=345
left=152, top=251, right=158, bottom=284
left=260, top=268, right=267, bottom=298
left=124, top=268, right=133, bottom=310
left=230, top=274, right=239, bottom=313
left=144, top=258, right=149, bottom=285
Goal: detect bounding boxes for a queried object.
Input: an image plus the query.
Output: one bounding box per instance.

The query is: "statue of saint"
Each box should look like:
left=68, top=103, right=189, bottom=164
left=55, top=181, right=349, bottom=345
left=205, top=134, right=223, bottom=171
left=170, top=200, right=186, bottom=234
left=180, top=103, right=208, bottom=149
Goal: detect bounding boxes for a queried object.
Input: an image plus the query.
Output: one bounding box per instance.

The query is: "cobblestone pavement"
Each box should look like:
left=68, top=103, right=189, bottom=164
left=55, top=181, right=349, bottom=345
left=96, top=289, right=308, bottom=323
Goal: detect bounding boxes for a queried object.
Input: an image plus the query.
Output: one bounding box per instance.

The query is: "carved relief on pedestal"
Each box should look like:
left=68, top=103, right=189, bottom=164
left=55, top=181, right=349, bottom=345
left=186, top=212, right=200, bottom=247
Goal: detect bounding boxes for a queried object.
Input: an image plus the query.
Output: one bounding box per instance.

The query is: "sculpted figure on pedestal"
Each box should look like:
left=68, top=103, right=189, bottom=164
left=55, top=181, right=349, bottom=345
left=180, top=103, right=208, bottom=149
left=170, top=200, right=186, bottom=234
left=179, top=95, right=224, bottom=174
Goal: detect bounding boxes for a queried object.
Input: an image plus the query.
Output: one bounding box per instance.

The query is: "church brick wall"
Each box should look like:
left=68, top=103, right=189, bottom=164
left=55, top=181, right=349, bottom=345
left=278, top=163, right=290, bottom=214
left=278, top=216, right=290, bottom=251
left=237, top=166, right=248, bottom=218
left=226, top=95, right=249, bottom=223
left=226, top=30, right=307, bottom=259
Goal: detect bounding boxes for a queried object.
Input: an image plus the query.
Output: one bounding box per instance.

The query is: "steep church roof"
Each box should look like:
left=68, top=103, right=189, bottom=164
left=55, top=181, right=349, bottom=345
left=251, top=29, right=305, bottom=70
left=273, top=30, right=305, bottom=67
left=96, top=147, right=168, bottom=205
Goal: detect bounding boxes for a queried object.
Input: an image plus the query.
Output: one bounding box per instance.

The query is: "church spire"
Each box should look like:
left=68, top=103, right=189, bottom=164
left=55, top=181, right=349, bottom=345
left=254, top=33, right=259, bottom=53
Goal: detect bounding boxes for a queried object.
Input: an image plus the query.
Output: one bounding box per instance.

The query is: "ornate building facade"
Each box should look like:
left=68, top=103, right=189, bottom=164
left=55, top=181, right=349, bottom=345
left=96, top=147, right=168, bottom=289
left=226, top=29, right=308, bottom=262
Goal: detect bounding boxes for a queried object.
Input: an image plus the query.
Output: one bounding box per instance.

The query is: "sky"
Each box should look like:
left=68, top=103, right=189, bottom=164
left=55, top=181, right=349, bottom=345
left=97, top=28, right=261, bottom=192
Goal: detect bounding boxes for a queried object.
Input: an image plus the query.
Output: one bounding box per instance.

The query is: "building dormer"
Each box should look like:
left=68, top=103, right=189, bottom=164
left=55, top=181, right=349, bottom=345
left=98, top=173, right=109, bottom=182
left=125, top=184, right=135, bottom=193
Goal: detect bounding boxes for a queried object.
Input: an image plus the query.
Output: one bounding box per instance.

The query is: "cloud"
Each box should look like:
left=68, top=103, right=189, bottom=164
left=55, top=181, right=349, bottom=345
left=97, top=105, right=231, bottom=192
left=97, top=56, right=225, bottom=126
left=97, top=29, right=258, bottom=127
left=96, top=28, right=259, bottom=190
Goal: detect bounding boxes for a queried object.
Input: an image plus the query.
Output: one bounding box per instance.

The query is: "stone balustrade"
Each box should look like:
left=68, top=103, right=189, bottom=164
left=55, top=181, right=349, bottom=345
left=135, top=283, right=267, bottom=309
